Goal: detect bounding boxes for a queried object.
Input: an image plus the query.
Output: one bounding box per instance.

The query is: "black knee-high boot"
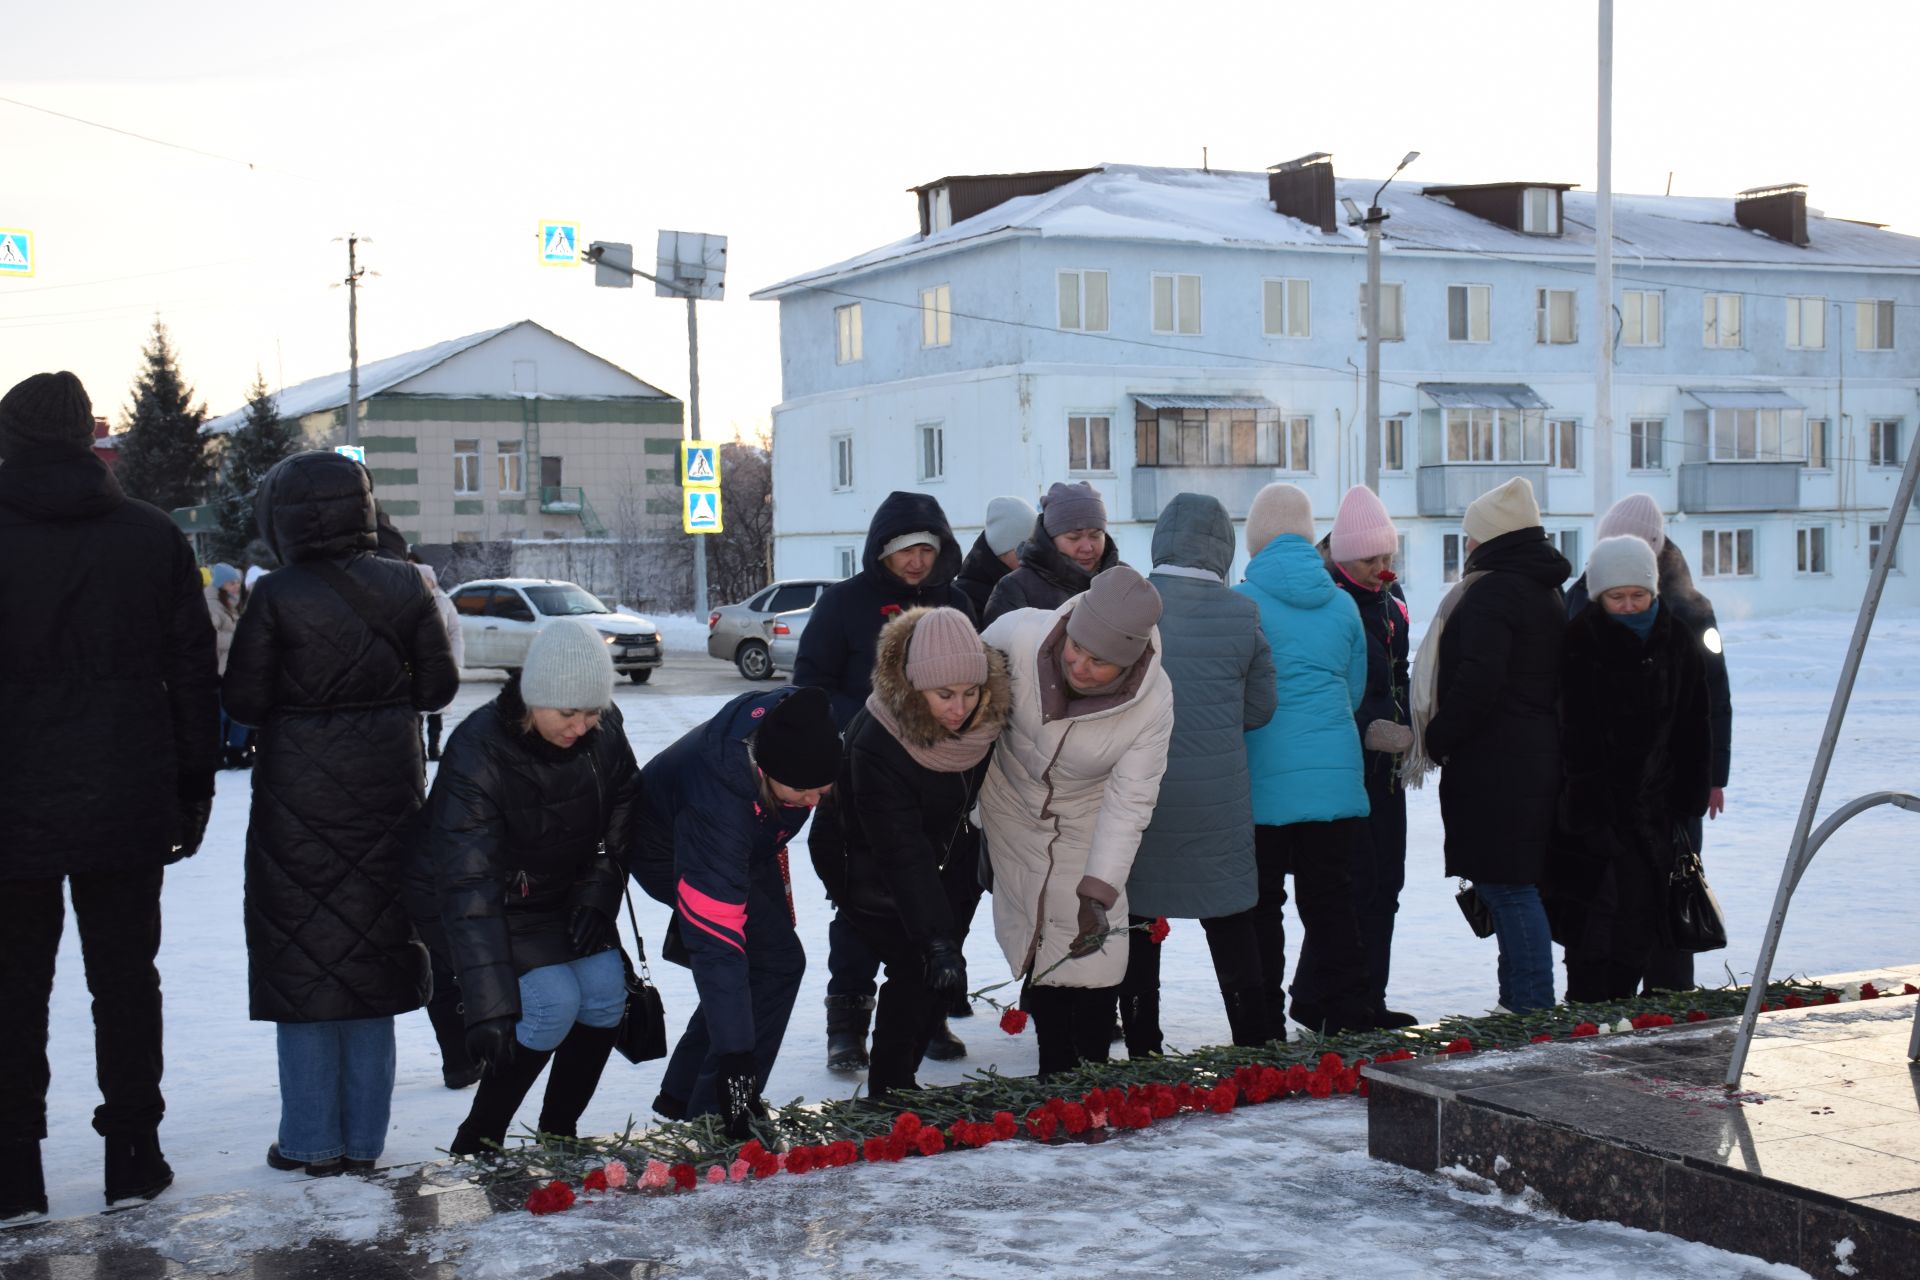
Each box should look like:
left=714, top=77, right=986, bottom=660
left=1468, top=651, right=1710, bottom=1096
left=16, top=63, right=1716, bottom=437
left=450, top=1043, right=554, bottom=1155
left=536, top=1022, right=620, bottom=1140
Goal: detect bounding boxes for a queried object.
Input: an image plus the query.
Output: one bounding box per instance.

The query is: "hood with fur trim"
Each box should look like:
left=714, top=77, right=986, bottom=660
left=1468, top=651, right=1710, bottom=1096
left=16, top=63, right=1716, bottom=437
left=868, top=607, right=1010, bottom=749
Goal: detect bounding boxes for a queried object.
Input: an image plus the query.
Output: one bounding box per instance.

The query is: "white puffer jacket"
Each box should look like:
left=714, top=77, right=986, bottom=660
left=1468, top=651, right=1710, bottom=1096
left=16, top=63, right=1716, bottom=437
left=979, top=600, right=1174, bottom=989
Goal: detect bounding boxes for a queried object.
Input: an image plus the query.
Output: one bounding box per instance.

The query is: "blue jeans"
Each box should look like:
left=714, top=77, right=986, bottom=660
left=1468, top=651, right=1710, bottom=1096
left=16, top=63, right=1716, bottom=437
left=1474, top=882, right=1555, bottom=1013
left=515, top=950, right=625, bottom=1051
left=275, top=1017, right=396, bottom=1163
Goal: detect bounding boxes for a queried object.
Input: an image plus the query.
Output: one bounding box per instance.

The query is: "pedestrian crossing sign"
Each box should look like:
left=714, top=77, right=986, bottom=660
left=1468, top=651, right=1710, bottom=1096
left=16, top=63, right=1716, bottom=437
left=539, top=221, right=579, bottom=267
left=684, top=488, right=723, bottom=535
left=680, top=441, right=720, bottom=489
left=0, top=229, right=34, bottom=277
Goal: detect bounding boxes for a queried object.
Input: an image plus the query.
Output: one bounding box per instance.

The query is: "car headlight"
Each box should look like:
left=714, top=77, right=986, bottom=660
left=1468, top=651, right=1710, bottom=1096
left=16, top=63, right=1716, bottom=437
left=653, top=632, right=663, bottom=644
left=599, top=632, right=617, bottom=645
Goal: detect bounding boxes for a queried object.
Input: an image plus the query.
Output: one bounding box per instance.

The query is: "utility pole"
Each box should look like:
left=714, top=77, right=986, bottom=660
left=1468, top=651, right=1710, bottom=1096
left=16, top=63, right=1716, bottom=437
left=684, top=292, right=706, bottom=619
left=1593, top=0, right=1617, bottom=514
left=343, top=233, right=367, bottom=447
left=1345, top=152, right=1419, bottom=492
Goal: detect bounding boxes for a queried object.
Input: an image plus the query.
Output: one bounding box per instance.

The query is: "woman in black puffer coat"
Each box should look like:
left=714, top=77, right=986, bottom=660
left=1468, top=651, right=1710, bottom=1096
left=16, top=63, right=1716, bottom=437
left=424, top=619, right=641, bottom=1155
left=224, top=451, right=458, bottom=1174
left=809, top=607, right=1009, bottom=1095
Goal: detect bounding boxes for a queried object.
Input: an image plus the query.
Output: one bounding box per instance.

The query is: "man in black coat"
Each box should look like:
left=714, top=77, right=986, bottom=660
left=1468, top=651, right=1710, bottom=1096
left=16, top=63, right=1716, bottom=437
left=793, top=490, right=975, bottom=1070
left=0, top=372, right=219, bottom=1219
left=952, top=495, right=1035, bottom=619
left=1422, top=478, right=1570, bottom=1014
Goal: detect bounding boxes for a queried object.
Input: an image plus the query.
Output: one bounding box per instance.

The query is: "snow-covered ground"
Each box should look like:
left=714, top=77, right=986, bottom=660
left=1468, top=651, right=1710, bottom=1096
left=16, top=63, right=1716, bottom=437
left=18, top=607, right=1920, bottom=1274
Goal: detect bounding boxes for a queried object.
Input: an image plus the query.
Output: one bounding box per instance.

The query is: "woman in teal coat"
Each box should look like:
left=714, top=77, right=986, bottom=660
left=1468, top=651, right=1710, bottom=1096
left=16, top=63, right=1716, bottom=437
left=1228, top=483, right=1379, bottom=1036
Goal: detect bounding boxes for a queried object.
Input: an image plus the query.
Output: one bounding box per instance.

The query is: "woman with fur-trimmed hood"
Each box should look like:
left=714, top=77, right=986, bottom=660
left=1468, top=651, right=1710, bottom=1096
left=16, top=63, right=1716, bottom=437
left=809, top=607, right=1009, bottom=1095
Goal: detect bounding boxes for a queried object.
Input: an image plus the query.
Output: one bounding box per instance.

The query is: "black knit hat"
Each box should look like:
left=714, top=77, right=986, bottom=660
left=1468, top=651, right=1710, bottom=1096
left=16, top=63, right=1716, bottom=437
left=752, top=686, right=842, bottom=789
left=0, top=371, right=94, bottom=459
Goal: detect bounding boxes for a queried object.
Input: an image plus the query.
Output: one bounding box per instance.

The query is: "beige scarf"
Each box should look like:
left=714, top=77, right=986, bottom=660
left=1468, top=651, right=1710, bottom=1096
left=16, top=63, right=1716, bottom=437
left=1401, top=570, right=1488, bottom=790
left=863, top=688, right=1002, bottom=773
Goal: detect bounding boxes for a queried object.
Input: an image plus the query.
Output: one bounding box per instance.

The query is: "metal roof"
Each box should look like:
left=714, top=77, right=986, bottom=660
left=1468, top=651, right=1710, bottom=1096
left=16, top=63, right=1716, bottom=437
left=1417, top=383, right=1550, bottom=411
left=1132, top=394, right=1279, bottom=411
left=1684, top=388, right=1807, bottom=410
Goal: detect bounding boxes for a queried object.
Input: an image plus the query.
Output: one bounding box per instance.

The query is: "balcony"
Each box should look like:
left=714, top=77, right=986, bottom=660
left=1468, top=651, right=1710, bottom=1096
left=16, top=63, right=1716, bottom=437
left=1132, top=466, right=1286, bottom=522
left=1416, top=465, right=1548, bottom=519
left=539, top=486, right=585, bottom=514
left=1677, top=462, right=1801, bottom=514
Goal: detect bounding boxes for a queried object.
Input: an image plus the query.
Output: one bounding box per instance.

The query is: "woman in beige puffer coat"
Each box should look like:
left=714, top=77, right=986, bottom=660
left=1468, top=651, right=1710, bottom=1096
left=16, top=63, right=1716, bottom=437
left=979, top=565, right=1174, bottom=1077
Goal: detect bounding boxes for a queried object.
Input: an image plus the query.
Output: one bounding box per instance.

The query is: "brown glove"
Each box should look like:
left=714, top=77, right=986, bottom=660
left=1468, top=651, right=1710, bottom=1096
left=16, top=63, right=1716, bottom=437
left=1363, top=719, right=1415, bottom=754
left=1069, top=895, right=1110, bottom=959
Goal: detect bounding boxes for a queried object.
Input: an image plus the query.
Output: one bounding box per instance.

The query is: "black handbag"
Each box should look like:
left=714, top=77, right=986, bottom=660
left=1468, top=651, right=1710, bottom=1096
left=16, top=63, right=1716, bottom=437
left=1455, top=879, right=1496, bottom=939
left=614, top=887, right=668, bottom=1064
left=1663, top=826, right=1729, bottom=954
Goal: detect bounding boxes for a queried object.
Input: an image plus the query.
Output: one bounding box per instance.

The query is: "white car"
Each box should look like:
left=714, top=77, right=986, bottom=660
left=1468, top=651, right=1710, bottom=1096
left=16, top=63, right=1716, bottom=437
left=766, top=606, right=812, bottom=675
left=448, top=578, right=664, bottom=683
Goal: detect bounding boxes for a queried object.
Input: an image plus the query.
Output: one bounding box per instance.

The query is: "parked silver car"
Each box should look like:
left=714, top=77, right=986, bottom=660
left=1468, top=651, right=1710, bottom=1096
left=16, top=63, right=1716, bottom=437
left=766, top=607, right=812, bottom=675
left=707, top=578, right=834, bottom=679
left=448, top=578, right=664, bottom=683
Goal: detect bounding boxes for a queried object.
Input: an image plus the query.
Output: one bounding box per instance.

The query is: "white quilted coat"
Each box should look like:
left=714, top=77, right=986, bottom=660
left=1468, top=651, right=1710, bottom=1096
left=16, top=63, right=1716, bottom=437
left=979, top=601, right=1175, bottom=989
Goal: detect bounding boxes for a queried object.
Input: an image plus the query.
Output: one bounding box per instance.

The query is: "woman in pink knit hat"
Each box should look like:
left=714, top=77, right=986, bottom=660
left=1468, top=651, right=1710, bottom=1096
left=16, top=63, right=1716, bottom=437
left=1293, top=486, right=1417, bottom=1029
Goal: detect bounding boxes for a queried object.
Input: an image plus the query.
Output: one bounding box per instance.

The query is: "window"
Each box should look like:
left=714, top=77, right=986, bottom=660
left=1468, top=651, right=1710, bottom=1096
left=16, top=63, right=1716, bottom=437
left=1621, top=290, right=1663, bottom=347
left=1447, top=284, right=1491, bottom=343
left=1787, top=296, right=1825, bottom=350
left=1522, top=187, right=1560, bottom=235
left=1857, top=299, right=1896, bottom=350
left=1279, top=416, right=1312, bottom=473
left=1381, top=416, right=1406, bottom=473
left=1710, top=408, right=1806, bottom=462
left=1629, top=418, right=1665, bottom=471
left=1699, top=528, right=1756, bottom=578
left=1443, top=408, right=1548, bottom=464
left=1068, top=414, right=1112, bottom=473
left=1058, top=270, right=1109, bottom=332
left=453, top=439, right=480, bottom=494
left=1869, top=523, right=1900, bottom=572
left=496, top=439, right=524, bottom=494
left=1549, top=529, right=1581, bottom=575
left=1535, top=288, right=1576, bottom=344
left=1703, top=294, right=1743, bottom=348
left=1870, top=419, right=1902, bottom=467
left=834, top=547, right=857, bottom=579
left=1358, top=282, right=1404, bottom=341
left=928, top=186, right=951, bottom=233
left=1442, top=533, right=1464, bottom=584
left=1796, top=526, right=1829, bottom=575
left=451, top=589, right=490, bottom=616
left=1798, top=418, right=1828, bottom=470
left=767, top=583, right=817, bottom=613
left=1550, top=418, right=1579, bottom=470
left=916, top=421, right=944, bottom=482
left=835, top=303, right=862, bottom=364
left=830, top=433, right=854, bottom=491
left=1135, top=405, right=1289, bottom=467
left=920, top=285, right=952, bottom=348
left=1396, top=534, right=1410, bottom=587
left=484, top=589, right=535, bottom=622
left=1152, top=273, right=1202, bottom=335
left=1263, top=278, right=1311, bottom=338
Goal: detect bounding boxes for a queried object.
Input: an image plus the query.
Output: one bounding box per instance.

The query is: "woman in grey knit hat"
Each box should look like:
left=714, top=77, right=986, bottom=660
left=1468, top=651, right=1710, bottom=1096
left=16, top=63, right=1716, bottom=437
left=419, top=619, right=643, bottom=1155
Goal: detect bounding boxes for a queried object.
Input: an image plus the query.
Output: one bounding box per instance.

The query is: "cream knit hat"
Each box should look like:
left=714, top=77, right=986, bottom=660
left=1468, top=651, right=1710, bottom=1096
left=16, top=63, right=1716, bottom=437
left=520, top=618, right=616, bottom=711
left=1462, top=476, right=1542, bottom=545
left=1245, top=483, right=1315, bottom=558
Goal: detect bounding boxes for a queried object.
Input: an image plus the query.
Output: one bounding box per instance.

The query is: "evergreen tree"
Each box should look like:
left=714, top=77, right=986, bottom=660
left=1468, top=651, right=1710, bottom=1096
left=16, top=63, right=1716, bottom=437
left=115, top=318, right=211, bottom=512
left=211, top=368, right=301, bottom=562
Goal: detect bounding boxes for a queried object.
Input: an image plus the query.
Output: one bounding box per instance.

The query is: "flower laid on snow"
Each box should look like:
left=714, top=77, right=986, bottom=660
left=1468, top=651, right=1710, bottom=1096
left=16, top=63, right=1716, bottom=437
left=729, top=1158, right=750, bottom=1182
left=1530, top=1033, right=1554, bottom=1043
left=1841, top=982, right=1862, bottom=1001
left=1860, top=982, right=1880, bottom=1000
left=526, top=1180, right=575, bottom=1215
left=1612, top=1018, right=1634, bottom=1033
left=601, top=1159, right=628, bottom=1189
left=639, top=1159, right=670, bottom=1190
left=582, top=1167, right=609, bottom=1193
left=1441, top=1036, right=1472, bottom=1054
left=670, top=1162, right=697, bottom=1191
left=1685, top=1010, right=1709, bottom=1023
left=1000, top=1008, right=1029, bottom=1035
left=706, top=1165, right=727, bottom=1184
left=1630, top=1013, right=1675, bottom=1030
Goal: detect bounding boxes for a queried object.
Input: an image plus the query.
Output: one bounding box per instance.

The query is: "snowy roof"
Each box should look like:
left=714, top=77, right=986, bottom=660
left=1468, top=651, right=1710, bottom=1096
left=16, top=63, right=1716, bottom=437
left=202, top=320, right=671, bottom=436
left=752, top=164, right=1920, bottom=299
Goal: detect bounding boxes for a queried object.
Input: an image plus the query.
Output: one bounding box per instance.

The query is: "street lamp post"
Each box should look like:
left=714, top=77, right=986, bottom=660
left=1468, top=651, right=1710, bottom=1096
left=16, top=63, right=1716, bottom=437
left=1346, top=151, right=1419, bottom=492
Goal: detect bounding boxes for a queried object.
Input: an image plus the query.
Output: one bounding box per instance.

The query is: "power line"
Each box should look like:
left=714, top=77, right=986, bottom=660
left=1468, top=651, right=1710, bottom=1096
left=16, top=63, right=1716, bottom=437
left=0, top=94, right=322, bottom=184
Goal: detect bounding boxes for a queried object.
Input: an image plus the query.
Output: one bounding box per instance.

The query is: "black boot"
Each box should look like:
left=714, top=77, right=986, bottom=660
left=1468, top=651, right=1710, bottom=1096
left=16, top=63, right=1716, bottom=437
left=1221, top=987, right=1281, bottom=1047
left=0, top=1140, right=47, bottom=1221
left=947, top=990, right=973, bottom=1018
left=536, top=1022, right=619, bottom=1141
left=1120, top=990, right=1162, bottom=1058
left=449, top=1042, right=555, bottom=1156
left=427, top=996, right=481, bottom=1090
left=824, top=995, right=873, bottom=1073
left=104, top=1131, right=173, bottom=1205
left=923, top=1021, right=967, bottom=1062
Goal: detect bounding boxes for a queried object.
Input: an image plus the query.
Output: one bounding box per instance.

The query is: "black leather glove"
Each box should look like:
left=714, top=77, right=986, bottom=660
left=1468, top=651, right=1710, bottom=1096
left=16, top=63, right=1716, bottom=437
left=465, top=1017, right=518, bottom=1077
left=168, top=796, right=213, bottom=864
left=1069, top=895, right=1110, bottom=959
left=715, top=1051, right=762, bottom=1141
left=569, top=904, right=615, bottom=956
left=924, top=938, right=967, bottom=997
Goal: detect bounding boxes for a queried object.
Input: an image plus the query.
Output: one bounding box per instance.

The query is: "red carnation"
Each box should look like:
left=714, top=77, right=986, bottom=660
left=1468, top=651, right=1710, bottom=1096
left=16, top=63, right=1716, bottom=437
left=1685, top=1010, right=1709, bottom=1023
left=1906, top=983, right=1918, bottom=996
left=1530, top=1033, right=1554, bottom=1043
left=1025, top=1108, right=1059, bottom=1140
left=1630, top=1013, right=1674, bottom=1030
left=1759, top=1002, right=1775, bottom=1012
left=1782, top=995, right=1805, bottom=1009
left=885, top=1133, right=910, bottom=1162
left=669, top=1163, right=697, bottom=1191
left=892, top=1112, right=923, bottom=1138
left=1059, top=1102, right=1092, bottom=1134
left=1376, top=568, right=1398, bottom=584
left=862, top=1135, right=890, bottom=1163
left=1442, top=1036, right=1472, bottom=1054
left=880, top=604, right=903, bottom=617
left=1208, top=1082, right=1237, bottom=1113
left=582, top=1168, right=609, bottom=1193
left=753, top=1153, right=779, bottom=1179
left=1822, top=991, right=1840, bottom=1005
left=1147, top=917, right=1171, bottom=944
left=828, top=1140, right=859, bottom=1167
left=785, top=1146, right=815, bottom=1175
left=915, top=1126, right=945, bottom=1156
left=1570, top=1022, right=1599, bottom=1038
left=1305, top=1071, right=1336, bottom=1098
left=526, top=1179, right=575, bottom=1215
left=992, top=1111, right=1019, bottom=1140
left=999, top=1008, right=1029, bottom=1035
left=1861, top=982, right=1881, bottom=1000
left=739, top=1140, right=767, bottom=1163
left=1318, top=1051, right=1345, bottom=1073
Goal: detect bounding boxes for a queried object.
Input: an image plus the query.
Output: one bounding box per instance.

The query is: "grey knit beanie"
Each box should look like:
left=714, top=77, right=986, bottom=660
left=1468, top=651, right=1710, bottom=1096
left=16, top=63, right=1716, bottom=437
left=1041, top=481, right=1107, bottom=536
left=1586, top=535, right=1660, bottom=598
left=520, top=618, right=615, bottom=710
left=984, top=496, right=1037, bottom=556
left=1066, top=565, right=1162, bottom=666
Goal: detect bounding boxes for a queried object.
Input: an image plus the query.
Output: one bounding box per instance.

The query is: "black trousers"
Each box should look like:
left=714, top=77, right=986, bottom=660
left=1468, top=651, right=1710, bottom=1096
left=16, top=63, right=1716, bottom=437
left=842, top=910, right=947, bottom=1095
left=1117, top=913, right=1267, bottom=1055
left=1244, top=820, right=1374, bottom=1026
left=1025, top=982, right=1119, bottom=1078
left=1565, top=950, right=1645, bottom=1004
left=0, top=868, right=166, bottom=1142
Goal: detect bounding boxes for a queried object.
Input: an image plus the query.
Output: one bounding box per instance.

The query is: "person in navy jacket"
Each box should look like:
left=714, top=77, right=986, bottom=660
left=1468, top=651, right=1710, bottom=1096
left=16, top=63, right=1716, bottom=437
left=630, top=685, right=841, bottom=1138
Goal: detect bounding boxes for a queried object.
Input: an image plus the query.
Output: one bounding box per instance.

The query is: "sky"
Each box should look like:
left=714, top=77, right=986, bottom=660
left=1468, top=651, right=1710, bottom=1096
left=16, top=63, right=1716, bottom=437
left=4, top=0, right=1917, bottom=438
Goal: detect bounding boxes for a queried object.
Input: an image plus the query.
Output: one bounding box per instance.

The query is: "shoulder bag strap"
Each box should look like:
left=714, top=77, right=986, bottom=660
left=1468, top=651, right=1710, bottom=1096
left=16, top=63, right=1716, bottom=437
left=298, top=559, right=413, bottom=671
